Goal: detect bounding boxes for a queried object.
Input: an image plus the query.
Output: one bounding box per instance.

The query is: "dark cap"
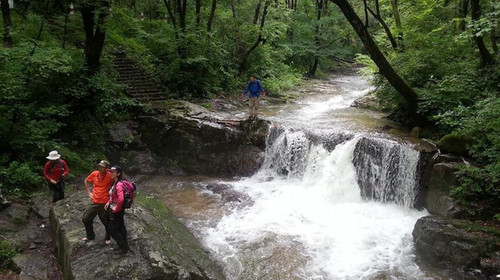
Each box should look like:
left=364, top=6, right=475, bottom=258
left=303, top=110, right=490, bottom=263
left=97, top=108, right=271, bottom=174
left=109, top=166, right=122, bottom=173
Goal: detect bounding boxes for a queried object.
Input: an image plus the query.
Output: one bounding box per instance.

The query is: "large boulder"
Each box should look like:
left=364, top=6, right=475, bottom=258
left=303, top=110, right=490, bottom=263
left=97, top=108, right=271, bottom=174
left=413, top=215, right=500, bottom=278
left=424, top=162, right=464, bottom=217
left=50, top=191, right=225, bottom=280
left=136, top=100, right=269, bottom=177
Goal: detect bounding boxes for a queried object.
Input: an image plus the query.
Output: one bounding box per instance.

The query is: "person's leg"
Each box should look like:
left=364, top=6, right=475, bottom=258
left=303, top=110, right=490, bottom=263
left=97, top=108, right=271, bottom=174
left=109, top=211, right=127, bottom=252
left=250, top=97, right=258, bottom=118
left=81, top=204, right=99, bottom=240
left=118, top=212, right=128, bottom=249
left=254, top=97, right=260, bottom=118
left=48, top=183, right=58, bottom=203
left=58, top=181, right=65, bottom=201
left=96, top=204, right=111, bottom=242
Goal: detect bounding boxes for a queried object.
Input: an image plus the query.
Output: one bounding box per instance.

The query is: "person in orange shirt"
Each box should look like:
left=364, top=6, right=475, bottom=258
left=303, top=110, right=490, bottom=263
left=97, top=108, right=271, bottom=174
left=82, top=160, right=113, bottom=244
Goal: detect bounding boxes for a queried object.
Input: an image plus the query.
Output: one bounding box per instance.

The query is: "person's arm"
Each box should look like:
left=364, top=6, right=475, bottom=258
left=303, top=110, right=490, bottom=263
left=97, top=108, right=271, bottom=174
left=62, top=160, right=69, bottom=177
left=84, top=173, right=93, bottom=199
left=111, top=183, right=125, bottom=211
left=258, top=81, right=265, bottom=96
left=242, top=82, right=250, bottom=95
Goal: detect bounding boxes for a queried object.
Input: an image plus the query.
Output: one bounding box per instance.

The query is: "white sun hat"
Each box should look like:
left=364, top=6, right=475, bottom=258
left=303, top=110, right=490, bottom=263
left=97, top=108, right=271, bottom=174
left=46, top=151, right=61, bottom=160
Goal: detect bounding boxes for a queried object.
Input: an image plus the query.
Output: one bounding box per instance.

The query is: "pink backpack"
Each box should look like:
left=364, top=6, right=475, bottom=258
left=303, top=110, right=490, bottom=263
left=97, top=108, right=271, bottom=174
left=120, top=180, right=137, bottom=208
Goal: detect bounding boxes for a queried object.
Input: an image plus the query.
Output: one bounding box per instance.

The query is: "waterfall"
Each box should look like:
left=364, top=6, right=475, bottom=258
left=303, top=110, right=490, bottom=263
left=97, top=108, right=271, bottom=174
left=202, top=128, right=428, bottom=279
left=261, top=128, right=421, bottom=208
left=353, top=137, right=421, bottom=208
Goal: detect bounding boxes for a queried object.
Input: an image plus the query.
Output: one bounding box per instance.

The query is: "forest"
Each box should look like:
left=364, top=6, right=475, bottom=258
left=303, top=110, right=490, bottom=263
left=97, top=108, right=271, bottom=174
left=1, top=0, right=499, bottom=234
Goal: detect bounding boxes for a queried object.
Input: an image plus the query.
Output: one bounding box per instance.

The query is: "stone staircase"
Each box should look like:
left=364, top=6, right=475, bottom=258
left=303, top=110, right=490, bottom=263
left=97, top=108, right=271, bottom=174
left=113, top=54, right=167, bottom=103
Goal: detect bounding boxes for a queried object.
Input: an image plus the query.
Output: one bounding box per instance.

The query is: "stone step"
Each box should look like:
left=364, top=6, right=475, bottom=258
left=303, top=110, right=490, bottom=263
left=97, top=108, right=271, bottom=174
left=113, top=54, right=168, bottom=104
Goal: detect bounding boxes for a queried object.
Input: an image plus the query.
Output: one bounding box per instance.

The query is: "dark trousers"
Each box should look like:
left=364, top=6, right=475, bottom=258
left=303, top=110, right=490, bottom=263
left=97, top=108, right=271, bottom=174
left=82, top=203, right=110, bottom=240
left=48, top=182, right=64, bottom=203
left=109, top=210, right=127, bottom=250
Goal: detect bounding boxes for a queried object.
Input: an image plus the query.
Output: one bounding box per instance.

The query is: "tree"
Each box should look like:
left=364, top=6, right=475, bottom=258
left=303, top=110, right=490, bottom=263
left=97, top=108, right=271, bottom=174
left=239, top=0, right=272, bottom=72
left=309, top=0, right=328, bottom=76
left=80, top=0, right=111, bottom=71
left=1, top=0, right=13, bottom=47
left=365, top=0, right=398, bottom=50
left=470, top=0, right=495, bottom=67
left=329, top=0, right=419, bottom=123
left=207, top=0, right=217, bottom=32
left=163, top=0, right=187, bottom=58
left=458, top=0, right=469, bottom=31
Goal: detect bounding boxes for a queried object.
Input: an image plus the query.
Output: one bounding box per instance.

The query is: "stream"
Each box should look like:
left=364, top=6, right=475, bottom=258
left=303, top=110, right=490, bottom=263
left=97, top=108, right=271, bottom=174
left=144, top=72, right=435, bottom=279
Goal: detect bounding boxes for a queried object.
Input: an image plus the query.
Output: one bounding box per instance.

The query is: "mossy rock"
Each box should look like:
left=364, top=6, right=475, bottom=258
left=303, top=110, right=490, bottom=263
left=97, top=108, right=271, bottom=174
left=438, top=134, right=470, bottom=157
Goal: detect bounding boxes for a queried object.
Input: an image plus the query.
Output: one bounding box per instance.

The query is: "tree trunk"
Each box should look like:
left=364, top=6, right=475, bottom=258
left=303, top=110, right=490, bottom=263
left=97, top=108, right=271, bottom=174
left=309, top=0, right=325, bottom=76
left=240, top=0, right=271, bottom=72
left=207, top=0, right=217, bottom=33
left=81, top=1, right=110, bottom=72
left=230, top=0, right=237, bottom=18
left=491, top=28, right=498, bottom=54
left=458, top=0, right=469, bottom=31
left=491, top=0, right=498, bottom=54
left=366, top=6, right=398, bottom=49
left=195, top=0, right=201, bottom=28
left=470, top=0, right=495, bottom=67
left=1, top=0, right=13, bottom=47
left=330, top=0, right=419, bottom=124
left=390, top=0, right=403, bottom=48
left=176, top=0, right=187, bottom=33
left=253, top=1, right=262, bottom=24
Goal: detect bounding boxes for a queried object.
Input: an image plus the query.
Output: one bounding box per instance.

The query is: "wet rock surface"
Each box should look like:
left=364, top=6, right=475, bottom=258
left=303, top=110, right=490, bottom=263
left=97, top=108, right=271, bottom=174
left=0, top=197, right=62, bottom=280
left=424, top=162, right=464, bottom=217
left=132, top=100, right=269, bottom=177
left=413, top=215, right=500, bottom=278
left=50, top=190, right=225, bottom=280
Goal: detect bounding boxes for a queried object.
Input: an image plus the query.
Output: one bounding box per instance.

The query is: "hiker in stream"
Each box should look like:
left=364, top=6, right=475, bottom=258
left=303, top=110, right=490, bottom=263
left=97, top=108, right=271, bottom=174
left=105, top=166, right=129, bottom=256
left=43, top=151, right=69, bottom=203
left=242, top=74, right=265, bottom=119
left=82, top=160, right=113, bottom=244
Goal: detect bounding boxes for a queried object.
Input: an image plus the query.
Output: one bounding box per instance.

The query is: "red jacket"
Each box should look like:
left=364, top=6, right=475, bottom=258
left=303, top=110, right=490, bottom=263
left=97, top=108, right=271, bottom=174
left=109, top=181, right=125, bottom=213
left=44, top=160, right=69, bottom=183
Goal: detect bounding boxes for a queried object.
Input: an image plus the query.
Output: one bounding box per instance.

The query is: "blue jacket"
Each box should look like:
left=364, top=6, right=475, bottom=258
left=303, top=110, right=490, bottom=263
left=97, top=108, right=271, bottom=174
left=244, top=80, right=264, bottom=98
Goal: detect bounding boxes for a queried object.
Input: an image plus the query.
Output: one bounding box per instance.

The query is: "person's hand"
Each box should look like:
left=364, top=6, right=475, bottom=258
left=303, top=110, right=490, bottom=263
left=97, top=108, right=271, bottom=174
left=50, top=179, right=57, bottom=184
left=87, top=192, right=93, bottom=199
left=110, top=205, right=116, bottom=211
left=104, top=203, right=109, bottom=210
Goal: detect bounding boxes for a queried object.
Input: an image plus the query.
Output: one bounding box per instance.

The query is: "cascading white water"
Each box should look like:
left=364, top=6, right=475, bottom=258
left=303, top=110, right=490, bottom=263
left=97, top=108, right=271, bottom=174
left=353, top=138, right=422, bottom=208
left=163, top=73, right=431, bottom=279
left=202, top=132, right=428, bottom=279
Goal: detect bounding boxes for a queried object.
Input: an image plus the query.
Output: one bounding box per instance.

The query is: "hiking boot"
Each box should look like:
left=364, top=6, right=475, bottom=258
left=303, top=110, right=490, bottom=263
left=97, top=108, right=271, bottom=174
left=113, top=248, right=127, bottom=257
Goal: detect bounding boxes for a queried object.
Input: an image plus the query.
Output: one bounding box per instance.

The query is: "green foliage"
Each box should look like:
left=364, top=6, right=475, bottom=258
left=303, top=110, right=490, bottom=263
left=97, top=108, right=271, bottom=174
left=0, top=240, right=18, bottom=271
left=460, top=97, right=500, bottom=166
left=452, top=165, right=500, bottom=210
left=0, top=162, right=43, bottom=195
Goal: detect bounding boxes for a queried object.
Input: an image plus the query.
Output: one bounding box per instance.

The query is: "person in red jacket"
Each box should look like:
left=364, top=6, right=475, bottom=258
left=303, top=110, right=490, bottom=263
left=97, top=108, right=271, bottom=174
left=43, top=151, right=69, bottom=203
left=82, top=160, right=113, bottom=244
left=105, top=166, right=128, bottom=256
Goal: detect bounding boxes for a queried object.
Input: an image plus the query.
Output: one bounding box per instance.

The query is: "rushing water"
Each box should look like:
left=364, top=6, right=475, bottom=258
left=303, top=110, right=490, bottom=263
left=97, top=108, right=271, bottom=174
left=147, top=73, right=431, bottom=279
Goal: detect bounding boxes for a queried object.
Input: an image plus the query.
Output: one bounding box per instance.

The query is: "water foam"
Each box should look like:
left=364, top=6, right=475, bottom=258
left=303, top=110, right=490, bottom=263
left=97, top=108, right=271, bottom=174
left=203, top=137, right=428, bottom=279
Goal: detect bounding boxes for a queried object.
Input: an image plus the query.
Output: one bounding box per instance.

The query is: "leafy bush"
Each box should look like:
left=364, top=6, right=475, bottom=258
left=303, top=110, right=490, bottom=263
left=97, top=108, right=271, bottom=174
left=0, top=240, right=18, bottom=271
left=0, top=162, right=43, bottom=195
